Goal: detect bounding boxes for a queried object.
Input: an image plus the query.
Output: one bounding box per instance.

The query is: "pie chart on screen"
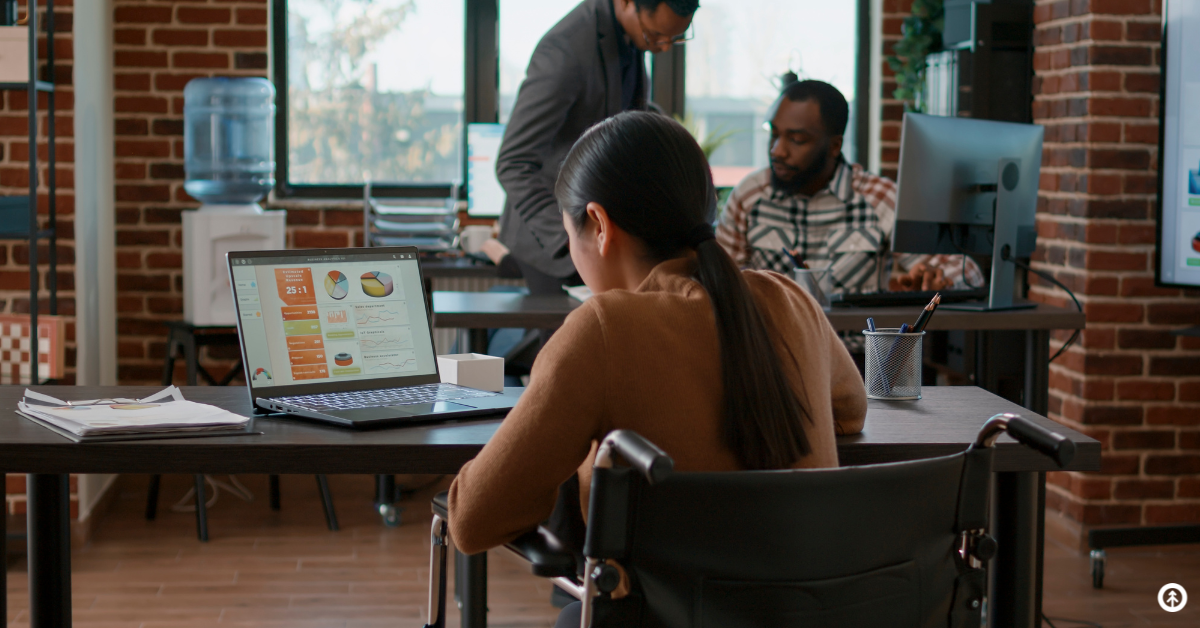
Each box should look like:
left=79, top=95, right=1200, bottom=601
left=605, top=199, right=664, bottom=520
left=1193, top=232, right=1200, bottom=253
left=324, top=271, right=349, bottom=300
left=360, top=271, right=394, bottom=298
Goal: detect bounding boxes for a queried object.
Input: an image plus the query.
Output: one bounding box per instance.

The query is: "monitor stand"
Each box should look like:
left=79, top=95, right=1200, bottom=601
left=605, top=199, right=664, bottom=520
left=943, top=158, right=1037, bottom=312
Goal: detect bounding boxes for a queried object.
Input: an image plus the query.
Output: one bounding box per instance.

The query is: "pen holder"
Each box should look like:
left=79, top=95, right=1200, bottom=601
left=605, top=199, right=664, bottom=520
left=863, top=328, right=925, bottom=400
left=793, top=268, right=831, bottom=312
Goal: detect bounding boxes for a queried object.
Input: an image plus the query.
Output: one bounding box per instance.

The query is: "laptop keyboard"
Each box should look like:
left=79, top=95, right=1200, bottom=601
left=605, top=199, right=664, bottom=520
left=278, top=384, right=499, bottom=412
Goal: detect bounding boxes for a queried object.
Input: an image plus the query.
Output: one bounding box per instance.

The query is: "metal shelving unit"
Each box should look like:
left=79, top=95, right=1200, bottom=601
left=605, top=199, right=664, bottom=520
left=0, top=0, right=57, bottom=383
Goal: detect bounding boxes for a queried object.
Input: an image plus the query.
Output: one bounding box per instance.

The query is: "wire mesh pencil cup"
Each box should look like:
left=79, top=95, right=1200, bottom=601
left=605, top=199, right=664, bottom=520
left=864, top=328, right=925, bottom=400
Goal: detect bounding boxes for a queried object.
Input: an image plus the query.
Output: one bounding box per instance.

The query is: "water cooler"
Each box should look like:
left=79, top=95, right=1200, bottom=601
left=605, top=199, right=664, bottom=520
left=182, top=77, right=286, bottom=326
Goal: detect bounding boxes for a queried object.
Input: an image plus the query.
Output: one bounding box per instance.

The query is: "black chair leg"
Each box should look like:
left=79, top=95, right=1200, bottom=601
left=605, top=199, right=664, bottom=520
left=194, top=474, right=209, bottom=542
left=269, top=475, right=281, bottom=511
left=316, top=475, right=339, bottom=531
left=145, top=474, right=161, bottom=520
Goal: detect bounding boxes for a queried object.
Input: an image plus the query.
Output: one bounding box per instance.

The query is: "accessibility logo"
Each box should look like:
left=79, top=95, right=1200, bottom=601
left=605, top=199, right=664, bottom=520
left=1158, top=583, right=1187, bottom=612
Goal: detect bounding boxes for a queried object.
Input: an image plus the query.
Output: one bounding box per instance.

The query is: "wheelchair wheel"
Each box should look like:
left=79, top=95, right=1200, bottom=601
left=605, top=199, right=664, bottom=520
left=1090, top=549, right=1105, bottom=589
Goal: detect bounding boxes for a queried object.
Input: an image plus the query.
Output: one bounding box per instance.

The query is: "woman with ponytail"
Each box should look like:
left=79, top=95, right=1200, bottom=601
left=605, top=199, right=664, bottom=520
left=448, top=112, right=866, bottom=558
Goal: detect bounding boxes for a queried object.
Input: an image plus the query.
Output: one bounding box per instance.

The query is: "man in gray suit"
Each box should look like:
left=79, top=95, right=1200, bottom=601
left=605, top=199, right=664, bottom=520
left=496, top=0, right=698, bottom=295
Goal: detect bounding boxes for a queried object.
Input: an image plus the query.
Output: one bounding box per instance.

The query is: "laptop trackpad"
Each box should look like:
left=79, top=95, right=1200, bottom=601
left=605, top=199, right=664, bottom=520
left=391, top=401, right=474, bottom=415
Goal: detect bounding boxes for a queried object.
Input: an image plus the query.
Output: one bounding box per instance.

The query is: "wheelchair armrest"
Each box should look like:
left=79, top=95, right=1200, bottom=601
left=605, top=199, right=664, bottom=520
left=432, top=490, right=449, bottom=519
left=504, top=528, right=578, bottom=579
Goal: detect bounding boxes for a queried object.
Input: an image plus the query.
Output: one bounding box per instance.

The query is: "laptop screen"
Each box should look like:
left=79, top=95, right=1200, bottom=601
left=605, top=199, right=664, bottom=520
left=228, top=249, right=437, bottom=392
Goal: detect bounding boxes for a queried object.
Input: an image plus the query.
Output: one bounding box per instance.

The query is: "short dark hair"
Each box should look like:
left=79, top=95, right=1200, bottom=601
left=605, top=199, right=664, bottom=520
left=634, top=0, right=700, bottom=17
left=782, top=80, right=849, bottom=137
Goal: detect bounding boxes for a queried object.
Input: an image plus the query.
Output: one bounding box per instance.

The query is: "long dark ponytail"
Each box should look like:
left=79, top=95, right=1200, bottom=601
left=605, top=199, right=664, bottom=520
left=554, top=111, right=811, bottom=470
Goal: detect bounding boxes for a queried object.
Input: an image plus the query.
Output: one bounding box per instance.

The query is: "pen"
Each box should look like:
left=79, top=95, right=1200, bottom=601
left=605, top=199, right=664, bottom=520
left=780, top=247, right=808, bottom=269
left=899, top=323, right=910, bottom=334
left=867, top=317, right=877, bottom=332
left=912, top=293, right=941, bottom=332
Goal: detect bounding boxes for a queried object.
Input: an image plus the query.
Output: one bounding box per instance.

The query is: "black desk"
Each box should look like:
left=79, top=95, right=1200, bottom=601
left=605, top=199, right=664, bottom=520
left=0, top=385, right=1097, bottom=628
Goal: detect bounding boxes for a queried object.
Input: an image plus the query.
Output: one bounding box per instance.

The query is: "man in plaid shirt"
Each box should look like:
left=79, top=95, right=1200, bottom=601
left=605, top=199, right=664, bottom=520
left=717, top=80, right=982, bottom=294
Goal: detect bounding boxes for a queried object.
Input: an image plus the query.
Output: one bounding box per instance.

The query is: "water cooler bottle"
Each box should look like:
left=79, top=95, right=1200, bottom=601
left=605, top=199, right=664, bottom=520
left=182, top=77, right=286, bottom=326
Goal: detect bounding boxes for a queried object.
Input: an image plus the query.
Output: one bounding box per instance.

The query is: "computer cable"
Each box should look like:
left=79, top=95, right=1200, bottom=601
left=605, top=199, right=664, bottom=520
left=1002, top=252, right=1082, bottom=364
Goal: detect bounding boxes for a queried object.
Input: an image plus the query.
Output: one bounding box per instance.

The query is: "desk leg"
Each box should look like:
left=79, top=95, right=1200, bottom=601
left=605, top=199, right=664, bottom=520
left=989, top=471, right=1039, bottom=628
left=1023, top=330, right=1050, bottom=415
left=27, top=474, right=71, bottom=628
left=467, top=329, right=489, bottom=355
left=183, top=330, right=198, bottom=387
left=457, top=548, right=487, bottom=628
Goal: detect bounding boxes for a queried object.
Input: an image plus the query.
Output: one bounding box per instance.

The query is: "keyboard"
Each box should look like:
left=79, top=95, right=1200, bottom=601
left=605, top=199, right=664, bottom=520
left=277, top=384, right=499, bottom=412
left=830, top=288, right=988, bottom=308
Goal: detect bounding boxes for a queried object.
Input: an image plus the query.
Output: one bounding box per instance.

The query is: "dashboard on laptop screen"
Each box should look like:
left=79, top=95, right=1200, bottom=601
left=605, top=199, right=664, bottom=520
left=228, top=250, right=437, bottom=390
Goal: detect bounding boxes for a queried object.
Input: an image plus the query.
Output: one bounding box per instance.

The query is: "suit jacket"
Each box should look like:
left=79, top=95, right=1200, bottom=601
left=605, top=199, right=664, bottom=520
left=496, top=0, right=647, bottom=278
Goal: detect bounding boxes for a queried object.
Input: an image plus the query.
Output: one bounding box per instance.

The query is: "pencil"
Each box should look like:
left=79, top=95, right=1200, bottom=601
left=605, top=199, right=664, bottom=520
left=780, top=247, right=807, bottom=269
left=912, top=293, right=941, bottom=332
left=867, top=317, right=877, bottom=332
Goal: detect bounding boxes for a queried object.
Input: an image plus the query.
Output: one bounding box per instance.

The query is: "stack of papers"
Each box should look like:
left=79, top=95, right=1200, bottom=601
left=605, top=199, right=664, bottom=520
left=17, top=386, right=255, bottom=442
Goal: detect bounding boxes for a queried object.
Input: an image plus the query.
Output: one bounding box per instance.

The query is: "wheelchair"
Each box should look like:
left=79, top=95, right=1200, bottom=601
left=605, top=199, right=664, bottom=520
left=423, top=412, right=1075, bottom=628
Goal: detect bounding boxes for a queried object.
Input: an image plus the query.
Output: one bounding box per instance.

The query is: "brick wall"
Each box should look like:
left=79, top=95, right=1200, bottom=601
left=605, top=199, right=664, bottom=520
left=878, top=0, right=913, bottom=180
left=112, top=0, right=364, bottom=384
left=1, top=1, right=80, bottom=522
left=1033, top=0, right=1200, bottom=532
left=877, top=0, right=1199, bottom=534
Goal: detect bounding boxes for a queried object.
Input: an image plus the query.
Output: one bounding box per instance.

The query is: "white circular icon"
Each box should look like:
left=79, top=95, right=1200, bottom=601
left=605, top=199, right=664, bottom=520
left=1158, top=583, right=1187, bottom=612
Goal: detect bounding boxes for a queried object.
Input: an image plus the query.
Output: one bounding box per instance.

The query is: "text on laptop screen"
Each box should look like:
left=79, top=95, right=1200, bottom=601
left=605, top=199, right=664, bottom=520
left=229, top=252, right=436, bottom=388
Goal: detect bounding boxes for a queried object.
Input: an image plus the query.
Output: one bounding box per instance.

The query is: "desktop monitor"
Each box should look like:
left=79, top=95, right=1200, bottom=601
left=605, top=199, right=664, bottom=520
left=894, top=113, right=1044, bottom=310
left=1156, top=0, right=1200, bottom=288
left=466, top=123, right=506, bottom=217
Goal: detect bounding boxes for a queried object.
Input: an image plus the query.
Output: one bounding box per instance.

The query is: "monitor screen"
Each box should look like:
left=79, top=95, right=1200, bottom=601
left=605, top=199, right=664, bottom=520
left=229, top=250, right=437, bottom=392
left=1158, top=1, right=1200, bottom=287
left=467, top=123, right=506, bottom=217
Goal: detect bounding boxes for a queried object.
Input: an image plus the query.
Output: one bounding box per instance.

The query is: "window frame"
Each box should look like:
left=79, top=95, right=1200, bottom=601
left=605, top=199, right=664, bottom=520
left=271, top=0, right=870, bottom=200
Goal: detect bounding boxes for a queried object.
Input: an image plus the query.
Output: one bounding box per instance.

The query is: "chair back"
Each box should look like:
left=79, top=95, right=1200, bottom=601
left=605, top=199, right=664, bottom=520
left=583, top=450, right=991, bottom=628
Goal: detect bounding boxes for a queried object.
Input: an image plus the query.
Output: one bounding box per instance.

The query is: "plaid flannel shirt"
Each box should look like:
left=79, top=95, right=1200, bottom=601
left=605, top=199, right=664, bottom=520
left=716, top=160, right=983, bottom=294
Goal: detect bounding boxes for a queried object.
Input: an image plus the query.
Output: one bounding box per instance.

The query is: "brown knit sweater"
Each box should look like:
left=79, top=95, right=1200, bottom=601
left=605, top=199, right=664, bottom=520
left=448, top=257, right=867, bottom=555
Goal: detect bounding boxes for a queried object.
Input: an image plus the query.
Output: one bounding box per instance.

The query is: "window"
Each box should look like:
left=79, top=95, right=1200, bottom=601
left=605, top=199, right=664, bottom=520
left=685, top=0, right=860, bottom=187
left=281, top=0, right=464, bottom=190
left=274, top=0, right=868, bottom=198
left=498, top=0, right=579, bottom=123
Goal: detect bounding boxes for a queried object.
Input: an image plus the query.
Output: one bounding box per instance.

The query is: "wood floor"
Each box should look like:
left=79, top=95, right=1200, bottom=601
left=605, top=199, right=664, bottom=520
left=4, top=473, right=1198, bottom=627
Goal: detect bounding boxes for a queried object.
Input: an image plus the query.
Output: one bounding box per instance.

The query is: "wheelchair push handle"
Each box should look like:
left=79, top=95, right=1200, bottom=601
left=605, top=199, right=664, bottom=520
left=598, top=430, right=674, bottom=484
left=977, top=413, right=1076, bottom=468
left=1007, top=415, right=1076, bottom=468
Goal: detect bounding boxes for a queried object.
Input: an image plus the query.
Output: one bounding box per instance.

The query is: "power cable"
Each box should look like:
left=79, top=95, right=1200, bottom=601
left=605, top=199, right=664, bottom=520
left=1004, top=255, right=1082, bottom=363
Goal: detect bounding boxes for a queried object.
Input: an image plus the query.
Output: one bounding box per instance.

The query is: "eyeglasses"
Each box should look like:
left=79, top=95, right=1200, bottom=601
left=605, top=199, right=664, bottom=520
left=636, top=11, right=694, bottom=47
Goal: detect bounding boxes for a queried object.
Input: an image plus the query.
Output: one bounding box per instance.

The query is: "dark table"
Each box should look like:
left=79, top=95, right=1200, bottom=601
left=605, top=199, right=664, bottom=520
left=0, top=385, right=1096, bottom=628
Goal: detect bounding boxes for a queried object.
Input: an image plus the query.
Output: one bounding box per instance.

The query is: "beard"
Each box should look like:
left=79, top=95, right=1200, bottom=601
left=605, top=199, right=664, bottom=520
left=770, top=143, right=831, bottom=196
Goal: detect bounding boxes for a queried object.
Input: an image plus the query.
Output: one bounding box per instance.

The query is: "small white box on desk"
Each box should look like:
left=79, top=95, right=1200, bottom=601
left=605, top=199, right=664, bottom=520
left=0, top=27, right=29, bottom=83
left=438, top=353, right=504, bottom=392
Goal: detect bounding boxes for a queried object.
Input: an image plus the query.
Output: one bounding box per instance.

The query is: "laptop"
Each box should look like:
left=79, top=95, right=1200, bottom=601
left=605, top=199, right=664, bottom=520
left=227, top=246, right=521, bottom=427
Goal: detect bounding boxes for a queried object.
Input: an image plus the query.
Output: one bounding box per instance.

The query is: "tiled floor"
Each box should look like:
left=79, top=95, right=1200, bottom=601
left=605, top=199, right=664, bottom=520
left=5, top=473, right=1199, bottom=627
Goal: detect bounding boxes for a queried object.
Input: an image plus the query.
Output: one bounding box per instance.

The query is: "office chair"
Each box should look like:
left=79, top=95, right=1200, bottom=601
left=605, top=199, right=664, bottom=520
left=145, top=474, right=339, bottom=542
left=422, top=413, right=1075, bottom=628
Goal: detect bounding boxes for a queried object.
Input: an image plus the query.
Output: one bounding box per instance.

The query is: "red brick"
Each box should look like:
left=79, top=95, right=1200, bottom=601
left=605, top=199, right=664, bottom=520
left=213, top=30, right=267, bottom=48
left=323, top=211, right=363, bottom=227
left=1083, top=302, right=1144, bottom=323
left=152, top=29, right=209, bottom=47
left=1181, top=431, right=1200, bottom=450
left=172, top=53, right=230, bottom=69
left=1181, top=382, right=1200, bottom=402
left=115, top=185, right=171, bottom=203
left=1100, top=453, right=1141, bottom=475
left=1145, top=504, right=1200, bottom=525
left=116, top=252, right=142, bottom=270
left=286, top=210, right=321, bottom=226
left=155, top=73, right=206, bottom=92
left=1147, top=303, right=1200, bottom=325
left=1146, top=406, right=1200, bottom=426
left=1081, top=353, right=1144, bottom=376
left=1070, top=475, right=1113, bottom=500
left=1083, top=251, right=1147, bottom=272
left=1080, top=405, right=1144, bottom=425
left=1114, top=479, right=1174, bottom=500
left=1117, top=329, right=1177, bottom=350
left=114, top=28, right=146, bottom=46
left=114, top=163, right=146, bottom=180
left=1116, top=379, right=1175, bottom=400
left=0, top=272, right=31, bottom=291
left=1124, top=122, right=1159, bottom=144
left=1149, top=357, right=1200, bottom=377
left=146, top=252, right=183, bottom=269
left=115, top=140, right=171, bottom=158
left=1120, top=276, right=1178, bottom=297
left=115, top=97, right=169, bottom=115
left=114, top=73, right=151, bottom=92
left=1146, top=453, right=1200, bottom=474
left=116, top=274, right=172, bottom=292
left=176, top=7, right=232, bottom=25
left=1077, top=504, right=1142, bottom=526
left=114, top=50, right=168, bottom=69
left=114, top=6, right=173, bottom=24
left=1113, top=429, right=1176, bottom=449
left=1181, top=478, right=1200, bottom=497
